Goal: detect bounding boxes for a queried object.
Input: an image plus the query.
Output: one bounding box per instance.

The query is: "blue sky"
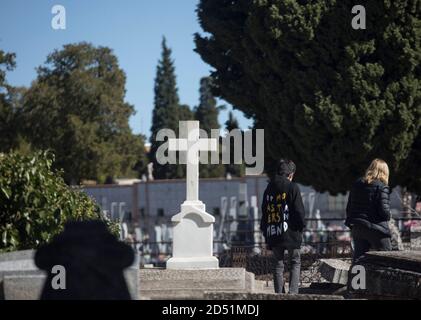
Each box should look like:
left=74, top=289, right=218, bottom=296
left=0, top=0, right=252, bottom=138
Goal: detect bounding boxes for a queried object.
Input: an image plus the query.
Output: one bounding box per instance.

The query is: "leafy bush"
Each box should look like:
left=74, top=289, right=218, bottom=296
left=0, top=151, right=118, bottom=252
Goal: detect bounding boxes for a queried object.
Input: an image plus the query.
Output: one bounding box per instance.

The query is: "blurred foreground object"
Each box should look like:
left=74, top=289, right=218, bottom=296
left=35, top=220, right=134, bottom=300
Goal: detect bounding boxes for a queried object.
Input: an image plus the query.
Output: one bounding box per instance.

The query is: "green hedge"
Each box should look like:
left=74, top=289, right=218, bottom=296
left=0, top=151, right=118, bottom=252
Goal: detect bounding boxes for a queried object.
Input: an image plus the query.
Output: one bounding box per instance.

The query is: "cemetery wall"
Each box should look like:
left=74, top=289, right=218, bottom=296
left=82, top=176, right=403, bottom=225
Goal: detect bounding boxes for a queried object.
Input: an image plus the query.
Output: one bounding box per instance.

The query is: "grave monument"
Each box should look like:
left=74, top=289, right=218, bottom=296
left=166, top=121, right=219, bottom=269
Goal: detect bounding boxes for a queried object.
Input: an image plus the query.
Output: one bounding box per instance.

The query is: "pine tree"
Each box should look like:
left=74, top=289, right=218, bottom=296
left=150, top=38, right=184, bottom=179
left=195, top=77, right=220, bottom=133
left=224, top=111, right=245, bottom=177
left=195, top=77, right=225, bottom=178
left=179, top=104, right=194, bottom=121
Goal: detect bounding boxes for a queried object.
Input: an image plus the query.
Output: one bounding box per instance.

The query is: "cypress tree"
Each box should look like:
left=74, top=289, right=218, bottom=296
left=179, top=104, right=194, bottom=121
left=224, top=111, right=245, bottom=177
left=195, top=77, right=225, bottom=178
left=195, top=0, right=421, bottom=193
left=150, top=38, right=184, bottom=179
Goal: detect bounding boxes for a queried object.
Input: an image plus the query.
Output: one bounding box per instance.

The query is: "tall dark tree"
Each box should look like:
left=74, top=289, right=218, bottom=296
left=196, top=0, right=421, bottom=194
left=22, top=43, right=146, bottom=184
left=0, top=50, right=18, bottom=152
left=195, top=77, right=225, bottom=178
left=150, top=38, right=185, bottom=179
left=224, top=111, right=245, bottom=177
left=195, top=77, right=220, bottom=132
left=179, top=104, right=195, bottom=121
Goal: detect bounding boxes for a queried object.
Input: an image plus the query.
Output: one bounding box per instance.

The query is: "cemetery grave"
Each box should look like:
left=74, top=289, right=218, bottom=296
left=1, top=122, right=420, bottom=300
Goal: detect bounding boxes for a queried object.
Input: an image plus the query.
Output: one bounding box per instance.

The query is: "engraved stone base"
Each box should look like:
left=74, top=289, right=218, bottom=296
left=167, top=200, right=219, bottom=270
left=139, top=268, right=255, bottom=300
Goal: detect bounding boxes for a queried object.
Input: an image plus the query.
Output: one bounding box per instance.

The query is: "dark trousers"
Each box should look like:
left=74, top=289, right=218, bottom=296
left=351, top=224, right=391, bottom=262
left=272, top=247, right=301, bottom=294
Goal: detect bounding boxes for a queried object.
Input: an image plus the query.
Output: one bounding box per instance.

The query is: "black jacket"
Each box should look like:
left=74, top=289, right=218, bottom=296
left=345, top=178, right=391, bottom=237
left=260, top=175, right=306, bottom=249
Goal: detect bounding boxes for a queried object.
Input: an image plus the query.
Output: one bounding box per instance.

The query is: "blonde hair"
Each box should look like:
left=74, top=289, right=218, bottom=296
left=364, top=159, right=389, bottom=185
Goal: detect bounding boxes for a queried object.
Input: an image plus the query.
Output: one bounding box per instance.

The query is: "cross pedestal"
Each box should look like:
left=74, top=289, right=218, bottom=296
left=166, top=121, right=219, bottom=269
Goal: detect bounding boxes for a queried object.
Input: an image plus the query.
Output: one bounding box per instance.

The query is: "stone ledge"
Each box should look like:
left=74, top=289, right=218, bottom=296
left=139, top=268, right=246, bottom=281
left=203, top=292, right=344, bottom=300
left=0, top=250, right=35, bottom=263
left=139, top=268, right=255, bottom=300
left=358, top=251, right=421, bottom=273
left=319, top=259, right=351, bottom=285
left=3, top=274, right=45, bottom=300
left=350, top=264, right=421, bottom=299
left=351, top=251, right=421, bottom=300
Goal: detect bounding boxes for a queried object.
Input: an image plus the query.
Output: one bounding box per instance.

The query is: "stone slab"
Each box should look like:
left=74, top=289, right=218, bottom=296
left=139, top=268, right=255, bottom=300
left=124, top=267, right=140, bottom=300
left=410, top=225, right=421, bottom=250
left=0, top=250, right=139, bottom=300
left=245, top=271, right=255, bottom=292
left=0, top=250, right=35, bottom=262
left=360, top=251, right=421, bottom=273
left=166, top=256, right=219, bottom=270
left=319, top=259, right=351, bottom=285
left=0, top=250, right=36, bottom=272
left=351, top=251, right=421, bottom=300
left=300, top=282, right=347, bottom=296
left=3, top=273, right=45, bottom=300
left=203, top=292, right=344, bottom=300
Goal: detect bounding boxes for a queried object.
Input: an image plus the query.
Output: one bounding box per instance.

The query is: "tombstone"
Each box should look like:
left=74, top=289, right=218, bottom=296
left=121, top=222, right=129, bottom=241
left=237, top=183, right=251, bottom=244
left=218, top=197, right=228, bottom=240
left=166, top=121, right=219, bottom=269
left=389, top=218, right=404, bottom=251
left=35, top=220, right=134, bottom=300
left=238, top=183, right=248, bottom=217
left=308, top=192, right=316, bottom=218
left=101, top=196, right=108, bottom=217
left=161, top=224, right=171, bottom=254
left=134, top=227, right=143, bottom=264
left=250, top=196, right=261, bottom=254
left=349, top=251, right=421, bottom=299
left=134, top=227, right=142, bottom=244
left=140, top=234, right=152, bottom=266
left=111, top=202, right=118, bottom=220
left=154, top=225, right=163, bottom=254
left=164, top=225, right=173, bottom=254
left=228, top=196, right=238, bottom=243
left=319, top=259, right=351, bottom=285
left=411, top=223, right=421, bottom=250
left=119, top=202, right=126, bottom=222
left=147, top=162, right=154, bottom=181
left=215, top=197, right=228, bottom=254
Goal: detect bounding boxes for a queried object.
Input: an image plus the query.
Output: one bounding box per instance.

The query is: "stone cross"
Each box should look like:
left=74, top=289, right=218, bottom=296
left=166, top=121, right=219, bottom=269
left=168, top=121, right=217, bottom=202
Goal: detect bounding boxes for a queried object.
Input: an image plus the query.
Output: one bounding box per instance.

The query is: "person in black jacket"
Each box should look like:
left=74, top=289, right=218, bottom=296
left=345, top=159, right=392, bottom=262
left=261, top=159, right=305, bottom=294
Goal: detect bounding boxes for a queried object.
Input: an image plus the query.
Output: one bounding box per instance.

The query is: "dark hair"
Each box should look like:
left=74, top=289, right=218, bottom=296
left=277, top=159, right=296, bottom=177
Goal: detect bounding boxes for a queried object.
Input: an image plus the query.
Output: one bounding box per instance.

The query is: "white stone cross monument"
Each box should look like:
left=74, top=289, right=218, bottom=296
left=166, top=121, right=219, bottom=269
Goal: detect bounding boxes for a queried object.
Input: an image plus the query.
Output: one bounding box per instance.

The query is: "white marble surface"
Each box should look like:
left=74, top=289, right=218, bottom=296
left=167, top=121, right=219, bottom=269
